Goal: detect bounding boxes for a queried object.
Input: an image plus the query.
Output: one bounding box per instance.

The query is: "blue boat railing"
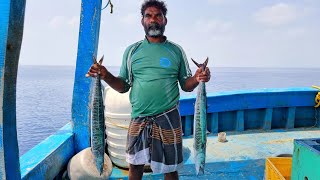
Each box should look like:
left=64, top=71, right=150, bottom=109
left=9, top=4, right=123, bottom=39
left=19, top=87, right=319, bottom=179
left=179, top=87, right=320, bottom=136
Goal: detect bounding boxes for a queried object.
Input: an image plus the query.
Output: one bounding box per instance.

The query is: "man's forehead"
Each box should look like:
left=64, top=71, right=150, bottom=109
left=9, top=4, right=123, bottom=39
left=144, top=6, right=163, bottom=15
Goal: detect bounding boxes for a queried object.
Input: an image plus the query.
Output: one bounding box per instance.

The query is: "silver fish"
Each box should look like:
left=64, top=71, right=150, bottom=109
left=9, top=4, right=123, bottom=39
left=192, top=58, right=208, bottom=175
left=90, top=55, right=105, bottom=175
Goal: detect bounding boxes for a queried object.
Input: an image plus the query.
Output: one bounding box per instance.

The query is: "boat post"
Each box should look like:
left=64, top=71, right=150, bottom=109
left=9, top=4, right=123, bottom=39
left=72, top=0, right=103, bottom=153
left=0, top=0, right=26, bottom=179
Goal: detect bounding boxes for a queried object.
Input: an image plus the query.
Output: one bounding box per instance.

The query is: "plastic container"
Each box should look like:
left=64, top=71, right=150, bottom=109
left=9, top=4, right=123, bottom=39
left=265, top=157, right=292, bottom=180
left=104, top=86, right=131, bottom=169
left=292, top=138, right=320, bottom=180
left=218, top=132, right=227, bottom=142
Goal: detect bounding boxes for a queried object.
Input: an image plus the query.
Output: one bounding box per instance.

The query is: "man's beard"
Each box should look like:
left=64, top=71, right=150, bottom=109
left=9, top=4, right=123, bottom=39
left=144, top=22, right=165, bottom=38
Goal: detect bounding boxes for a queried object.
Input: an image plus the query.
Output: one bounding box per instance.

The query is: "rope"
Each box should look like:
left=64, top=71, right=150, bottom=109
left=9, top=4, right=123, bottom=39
left=312, top=85, right=320, bottom=108
left=314, top=107, right=319, bottom=127
left=311, top=85, right=320, bottom=127
left=102, top=0, right=114, bottom=13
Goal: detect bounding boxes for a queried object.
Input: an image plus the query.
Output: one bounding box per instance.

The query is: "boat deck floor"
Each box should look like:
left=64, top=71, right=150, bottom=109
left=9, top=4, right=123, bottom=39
left=109, top=128, right=320, bottom=180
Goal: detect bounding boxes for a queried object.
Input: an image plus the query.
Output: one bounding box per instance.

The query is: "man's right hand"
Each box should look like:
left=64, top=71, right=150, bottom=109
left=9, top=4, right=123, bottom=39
left=86, top=63, right=108, bottom=80
left=86, top=63, right=127, bottom=93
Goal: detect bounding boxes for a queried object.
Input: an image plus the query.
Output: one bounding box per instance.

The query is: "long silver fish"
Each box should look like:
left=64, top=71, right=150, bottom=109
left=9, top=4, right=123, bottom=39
left=192, top=58, right=208, bottom=175
left=90, top=55, right=105, bottom=175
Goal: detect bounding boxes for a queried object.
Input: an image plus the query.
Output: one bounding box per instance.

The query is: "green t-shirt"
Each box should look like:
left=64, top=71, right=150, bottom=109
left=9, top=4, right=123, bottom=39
left=118, top=38, right=192, bottom=118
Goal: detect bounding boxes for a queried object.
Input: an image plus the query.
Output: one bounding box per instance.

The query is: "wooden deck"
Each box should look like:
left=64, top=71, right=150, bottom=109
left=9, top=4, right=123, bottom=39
left=109, top=128, right=320, bottom=179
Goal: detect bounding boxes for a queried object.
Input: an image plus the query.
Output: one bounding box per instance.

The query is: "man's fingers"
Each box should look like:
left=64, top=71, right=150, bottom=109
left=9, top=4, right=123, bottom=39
left=91, top=64, right=100, bottom=71
left=202, top=67, right=210, bottom=75
left=198, top=71, right=211, bottom=82
left=86, top=70, right=98, bottom=77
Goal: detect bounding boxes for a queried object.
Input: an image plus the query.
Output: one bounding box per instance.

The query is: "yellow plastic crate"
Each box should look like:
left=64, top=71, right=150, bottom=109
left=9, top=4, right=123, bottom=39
left=265, top=157, right=292, bottom=180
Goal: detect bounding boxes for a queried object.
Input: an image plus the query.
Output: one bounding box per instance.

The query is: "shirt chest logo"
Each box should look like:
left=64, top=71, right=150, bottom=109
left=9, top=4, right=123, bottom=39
left=159, top=57, right=171, bottom=68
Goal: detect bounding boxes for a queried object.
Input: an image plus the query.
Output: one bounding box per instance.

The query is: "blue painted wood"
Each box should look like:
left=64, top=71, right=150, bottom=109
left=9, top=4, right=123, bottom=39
left=236, top=110, right=244, bottom=131
left=179, top=88, right=317, bottom=116
left=72, top=0, right=102, bottom=153
left=210, top=113, right=218, bottom=133
left=0, top=1, right=11, bottom=178
left=184, top=115, right=192, bottom=136
left=295, top=107, right=318, bottom=128
left=179, top=88, right=317, bottom=134
left=263, top=108, right=273, bottom=130
left=219, top=111, right=236, bottom=132
left=244, top=109, right=265, bottom=129
left=317, top=108, right=320, bottom=128
left=272, top=107, right=288, bottom=129
left=286, top=107, right=296, bottom=129
left=20, top=123, right=74, bottom=179
left=0, top=0, right=25, bottom=179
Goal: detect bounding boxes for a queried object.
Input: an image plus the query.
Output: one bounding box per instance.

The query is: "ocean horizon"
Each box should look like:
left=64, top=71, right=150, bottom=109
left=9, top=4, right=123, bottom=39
left=16, top=65, right=320, bottom=156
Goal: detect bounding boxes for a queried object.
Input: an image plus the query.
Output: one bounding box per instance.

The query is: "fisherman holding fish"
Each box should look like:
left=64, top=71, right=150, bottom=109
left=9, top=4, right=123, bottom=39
left=87, top=0, right=211, bottom=179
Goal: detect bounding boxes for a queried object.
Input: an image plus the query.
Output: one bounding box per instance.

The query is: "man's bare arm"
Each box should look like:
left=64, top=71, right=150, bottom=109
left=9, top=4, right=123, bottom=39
left=101, top=70, right=127, bottom=93
left=182, top=67, right=211, bottom=92
left=87, top=63, right=127, bottom=93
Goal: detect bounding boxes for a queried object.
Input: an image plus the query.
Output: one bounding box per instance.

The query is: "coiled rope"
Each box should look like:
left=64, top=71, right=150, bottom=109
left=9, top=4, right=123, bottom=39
left=312, top=85, right=320, bottom=108
left=312, top=85, right=320, bottom=127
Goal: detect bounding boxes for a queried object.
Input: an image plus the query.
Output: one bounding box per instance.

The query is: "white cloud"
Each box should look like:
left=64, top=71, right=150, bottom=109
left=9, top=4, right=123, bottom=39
left=287, top=27, right=306, bottom=38
left=48, top=16, right=66, bottom=28
left=49, top=16, right=80, bottom=29
left=120, top=13, right=140, bottom=25
left=195, top=19, right=232, bottom=34
left=207, top=0, right=228, bottom=5
left=254, top=3, right=299, bottom=27
left=67, top=16, right=80, bottom=27
left=208, top=0, right=226, bottom=4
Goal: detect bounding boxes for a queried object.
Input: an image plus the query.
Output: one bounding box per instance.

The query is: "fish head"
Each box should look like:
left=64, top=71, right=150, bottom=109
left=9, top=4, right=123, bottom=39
left=195, top=152, right=206, bottom=175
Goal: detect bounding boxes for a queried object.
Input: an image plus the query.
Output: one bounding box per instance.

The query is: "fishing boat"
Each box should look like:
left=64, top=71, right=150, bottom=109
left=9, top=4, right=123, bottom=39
left=1, top=0, right=320, bottom=179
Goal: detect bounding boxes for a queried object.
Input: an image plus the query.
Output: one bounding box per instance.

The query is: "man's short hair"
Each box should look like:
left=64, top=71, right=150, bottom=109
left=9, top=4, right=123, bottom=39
left=141, top=0, right=167, bottom=17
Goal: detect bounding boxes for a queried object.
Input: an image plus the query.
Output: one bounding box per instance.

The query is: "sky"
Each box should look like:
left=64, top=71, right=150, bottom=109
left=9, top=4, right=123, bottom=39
left=20, top=0, right=320, bottom=68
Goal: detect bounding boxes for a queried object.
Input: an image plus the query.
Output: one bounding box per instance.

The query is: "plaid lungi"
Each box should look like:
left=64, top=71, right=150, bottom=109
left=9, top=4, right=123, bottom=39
left=125, top=105, right=183, bottom=173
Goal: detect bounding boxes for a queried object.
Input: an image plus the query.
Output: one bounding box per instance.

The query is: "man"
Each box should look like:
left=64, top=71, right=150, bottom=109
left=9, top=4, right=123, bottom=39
left=87, top=0, right=211, bottom=179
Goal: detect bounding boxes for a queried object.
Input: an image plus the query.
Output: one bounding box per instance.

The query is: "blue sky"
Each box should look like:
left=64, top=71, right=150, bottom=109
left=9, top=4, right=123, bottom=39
left=20, top=0, right=320, bottom=68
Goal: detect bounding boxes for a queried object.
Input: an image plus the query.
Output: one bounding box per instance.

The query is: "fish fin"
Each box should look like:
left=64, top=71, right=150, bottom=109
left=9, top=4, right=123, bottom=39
left=92, top=55, right=98, bottom=64
left=191, top=57, right=209, bottom=70
left=191, top=58, right=201, bottom=68
left=203, top=57, right=209, bottom=69
left=98, top=55, right=104, bottom=65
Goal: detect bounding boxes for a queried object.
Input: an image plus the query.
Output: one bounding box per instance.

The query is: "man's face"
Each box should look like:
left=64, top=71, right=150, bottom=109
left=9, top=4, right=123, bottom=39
left=142, top=7, right=167, bottom=37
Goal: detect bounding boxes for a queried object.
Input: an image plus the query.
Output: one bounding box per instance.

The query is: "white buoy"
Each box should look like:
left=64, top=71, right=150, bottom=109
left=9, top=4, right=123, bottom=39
left=104, top=86, right=131, bottom=168
left=67, top=147, right=113, bottom=180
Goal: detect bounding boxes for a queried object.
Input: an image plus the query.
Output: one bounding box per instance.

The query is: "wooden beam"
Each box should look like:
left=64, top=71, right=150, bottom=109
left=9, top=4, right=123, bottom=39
left=210, top=113, right=218, bottom=133
left=72, top=0, right=103, bottom=153
left=263, top=108, right=273, bottom=130
left=286, top=107, right=296, bottom=129
left=184, top=115, right=193, bottom=136
left=0, top=0, right=26, bottom=179
left=236, top=110, right=244, bottom=131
